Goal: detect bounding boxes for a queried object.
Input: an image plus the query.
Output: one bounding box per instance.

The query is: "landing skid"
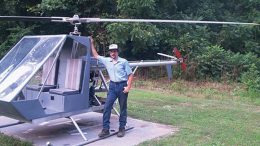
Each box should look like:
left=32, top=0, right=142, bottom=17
left=0, top=121, right=24, bottom=129
left=74, top=127, right=134, bottom=146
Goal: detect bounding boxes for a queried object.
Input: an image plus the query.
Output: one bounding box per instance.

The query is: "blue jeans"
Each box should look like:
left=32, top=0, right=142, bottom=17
left=103, top=81, right=128, bottom=129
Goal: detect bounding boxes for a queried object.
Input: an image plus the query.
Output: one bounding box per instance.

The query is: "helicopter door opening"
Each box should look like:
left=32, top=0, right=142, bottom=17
left=26, top=57, right=59, bottom=93
left=41, top=37, right=89, bottom=113
left=49, top=40, right=84, bottom=95
left=49, top=58, right=83, bottom=95
left=24, top=53, right=60, bottom=108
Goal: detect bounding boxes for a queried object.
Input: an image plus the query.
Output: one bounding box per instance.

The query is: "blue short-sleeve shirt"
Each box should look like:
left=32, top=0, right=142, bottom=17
left=97, top=56, right=132, bottom=82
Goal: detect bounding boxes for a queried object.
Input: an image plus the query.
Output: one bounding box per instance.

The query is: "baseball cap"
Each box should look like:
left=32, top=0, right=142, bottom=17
left=109, top=44, right=118, bottom=50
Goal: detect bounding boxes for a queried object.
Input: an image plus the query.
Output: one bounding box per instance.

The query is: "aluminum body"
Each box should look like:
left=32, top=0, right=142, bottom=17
left=0, top=35, right=92, bottom=122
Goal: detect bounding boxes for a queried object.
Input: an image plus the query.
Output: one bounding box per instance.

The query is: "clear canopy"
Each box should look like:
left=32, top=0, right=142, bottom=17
left=0, top=35, right=66, bottom=102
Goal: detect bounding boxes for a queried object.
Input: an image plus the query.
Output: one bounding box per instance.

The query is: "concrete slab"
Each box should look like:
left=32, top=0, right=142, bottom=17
left=0, top=112, right=178, bottom=146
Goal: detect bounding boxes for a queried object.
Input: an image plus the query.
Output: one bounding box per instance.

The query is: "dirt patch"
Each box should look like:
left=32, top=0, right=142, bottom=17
left=178, top=102, right=192, bottom=107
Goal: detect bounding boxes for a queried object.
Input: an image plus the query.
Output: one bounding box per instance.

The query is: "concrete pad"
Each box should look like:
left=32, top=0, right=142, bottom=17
left=0, top=112, right=178, bottom=146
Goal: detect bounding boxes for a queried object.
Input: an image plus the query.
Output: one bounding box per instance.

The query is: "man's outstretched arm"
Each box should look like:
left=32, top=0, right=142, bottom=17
left=90, top=37, right=99, bottom=59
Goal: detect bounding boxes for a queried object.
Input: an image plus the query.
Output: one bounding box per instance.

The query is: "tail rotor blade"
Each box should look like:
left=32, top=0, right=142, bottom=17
left=173, top=47, right=187, bottom=72
left=181, top=63, right=187, bottom=72
left=173, top=48, right=182, bottom=59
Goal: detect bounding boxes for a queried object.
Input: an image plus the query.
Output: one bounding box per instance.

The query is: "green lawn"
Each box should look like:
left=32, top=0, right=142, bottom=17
left=0, top=133, right=32, bottom=146
left=128, top=80, right=260, bottom=146
left=0, top=80, right=259, bottom=146
left=128, top=89, right=259, bottom=146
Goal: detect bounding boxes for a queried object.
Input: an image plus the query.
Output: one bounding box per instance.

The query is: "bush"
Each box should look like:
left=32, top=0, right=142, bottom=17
left=195, top=45, right=230, bottom=80
left=241, top=64, right=260, bottom=94
left=193, top=45, right=260, bottom=81
left=0, top=25, right=35, bottom=59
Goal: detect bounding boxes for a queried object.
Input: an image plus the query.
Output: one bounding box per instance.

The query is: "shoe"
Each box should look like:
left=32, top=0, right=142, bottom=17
left=98, top=129, right=110, bottom=138
left=117, top=127, right=125, bottom=137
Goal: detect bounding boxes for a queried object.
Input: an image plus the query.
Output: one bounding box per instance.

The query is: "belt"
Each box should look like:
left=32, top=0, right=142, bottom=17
left=110, top=80, right=127, bottom=84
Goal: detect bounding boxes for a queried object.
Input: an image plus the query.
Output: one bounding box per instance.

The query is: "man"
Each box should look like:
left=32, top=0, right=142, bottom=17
left=90, top=37, right=134, bottom=138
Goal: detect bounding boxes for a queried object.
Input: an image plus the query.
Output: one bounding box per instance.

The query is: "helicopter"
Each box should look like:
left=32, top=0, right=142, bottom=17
left=0, top=15, right=258, bottom=142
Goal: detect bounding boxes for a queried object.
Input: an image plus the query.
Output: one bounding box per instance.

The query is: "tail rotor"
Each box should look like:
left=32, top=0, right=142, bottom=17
left=173, top=48, right=187, bottom=72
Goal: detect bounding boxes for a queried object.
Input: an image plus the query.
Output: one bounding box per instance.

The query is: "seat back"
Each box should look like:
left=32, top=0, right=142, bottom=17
left=64, top=59, right=83, bottom=90
left=41, top=57, right=58, bottom=85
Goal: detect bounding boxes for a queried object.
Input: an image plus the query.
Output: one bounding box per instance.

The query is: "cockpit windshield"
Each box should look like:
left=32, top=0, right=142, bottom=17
left=0, top=35, right=66, bottom=102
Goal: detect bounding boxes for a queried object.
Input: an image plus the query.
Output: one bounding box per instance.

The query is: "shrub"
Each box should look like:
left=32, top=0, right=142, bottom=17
left=193, top=45, right=260, bottom=81
left=195, top=45, right=229, bottom=80
left=241, top=64, right=260, bottom=94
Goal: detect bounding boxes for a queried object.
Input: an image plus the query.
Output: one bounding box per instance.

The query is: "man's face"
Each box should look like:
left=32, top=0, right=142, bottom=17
left=109, top=49, right=118, bottom=59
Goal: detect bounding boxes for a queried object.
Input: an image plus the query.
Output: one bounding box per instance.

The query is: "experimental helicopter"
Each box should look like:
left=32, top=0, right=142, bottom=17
left=0, top=15, right=258, bottom=142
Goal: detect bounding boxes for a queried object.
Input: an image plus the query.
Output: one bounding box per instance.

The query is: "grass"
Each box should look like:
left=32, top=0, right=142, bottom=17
left=129, top=79, right=260, bottom=146
left=0, top=79, right=259, bottom=146
left=0, top=133, right=32, bottom=146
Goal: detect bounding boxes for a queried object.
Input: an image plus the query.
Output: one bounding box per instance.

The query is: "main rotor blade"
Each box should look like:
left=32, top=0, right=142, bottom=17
left=0, top=16, right=67, bottom=22
left=0, top=16, right=258, bottom=25
left=80, top=18, right=259, bottom=25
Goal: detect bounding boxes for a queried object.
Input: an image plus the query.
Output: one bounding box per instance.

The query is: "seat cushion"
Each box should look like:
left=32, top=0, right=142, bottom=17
left=27, top=85, right=57, bottom=92
left=42, top=57, right=58, bottom=85
left=64, top=59, right=83, bottom=90
left=49, top=88, right=79, bottom=95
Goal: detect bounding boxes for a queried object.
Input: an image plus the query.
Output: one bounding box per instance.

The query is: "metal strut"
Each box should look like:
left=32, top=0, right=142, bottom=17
left=69, top=117, right=87, bottom=141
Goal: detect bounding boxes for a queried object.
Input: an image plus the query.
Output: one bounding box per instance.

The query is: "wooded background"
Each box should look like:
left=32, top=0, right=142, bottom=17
left=0, top=0, right=259, bottom=92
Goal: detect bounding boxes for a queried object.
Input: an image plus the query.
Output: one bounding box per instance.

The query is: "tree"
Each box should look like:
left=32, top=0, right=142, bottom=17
left=0, top=0, right=259, bottom=81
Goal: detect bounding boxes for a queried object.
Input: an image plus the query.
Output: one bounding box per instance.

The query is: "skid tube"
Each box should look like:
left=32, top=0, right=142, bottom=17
left=74, top=126, right=134, bottom=146
left=0, top=121, right=24, bottom=129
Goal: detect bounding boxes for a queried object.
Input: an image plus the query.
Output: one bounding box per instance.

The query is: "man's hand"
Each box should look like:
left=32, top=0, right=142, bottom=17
left=123, top=74, right=133, bottom=93
left=123, top=86, right=130, bottom=93
left=90, top=36, right=94, bottom=44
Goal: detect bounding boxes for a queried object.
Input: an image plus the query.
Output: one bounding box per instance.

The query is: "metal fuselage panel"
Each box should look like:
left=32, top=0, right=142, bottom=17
left=0, top=35, right=93, bottom=122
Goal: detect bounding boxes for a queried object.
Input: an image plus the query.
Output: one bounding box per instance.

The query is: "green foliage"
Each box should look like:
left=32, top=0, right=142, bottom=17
left=195, top=45, right=228, bottom=80
left=194, top=45, right=260, bottom=81
left=241, top=64, right=260, bottom=94
left=0, top=0, right=259, bottom=83
left=217, top=25, right=260, bottom=55
left=0, top=133, right=32, bottom=146
left=117, top=0, right=156, bottom=17
left=0, top=25, right=35, bottom=58
left=40, top=0, right=72, bottom=11
left=38, top=0, right=117, bottom=16
left=106, top=23, right=162, bottom=59
left=169, top=25, right=212, bottom=57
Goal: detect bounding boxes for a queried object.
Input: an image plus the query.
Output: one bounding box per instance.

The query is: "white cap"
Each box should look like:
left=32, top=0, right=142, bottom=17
left=109, top=44, right=118, bottom=50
